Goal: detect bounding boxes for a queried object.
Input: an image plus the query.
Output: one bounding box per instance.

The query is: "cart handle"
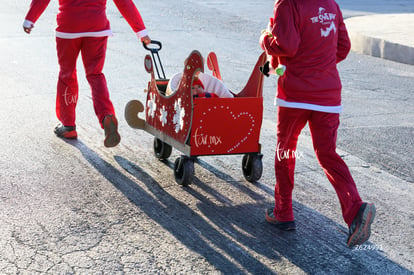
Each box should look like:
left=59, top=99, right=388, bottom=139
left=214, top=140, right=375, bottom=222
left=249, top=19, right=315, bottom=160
left=143, top=40, right=162, bottom=53
left=142, top=40, right=166, bottom=80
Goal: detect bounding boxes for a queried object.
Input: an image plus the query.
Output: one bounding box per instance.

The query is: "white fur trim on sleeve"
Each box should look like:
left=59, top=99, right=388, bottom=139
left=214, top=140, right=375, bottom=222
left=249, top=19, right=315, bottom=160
left=23, top=20, right=34, bottom=28
left=136, top=29, right=148, bottom=39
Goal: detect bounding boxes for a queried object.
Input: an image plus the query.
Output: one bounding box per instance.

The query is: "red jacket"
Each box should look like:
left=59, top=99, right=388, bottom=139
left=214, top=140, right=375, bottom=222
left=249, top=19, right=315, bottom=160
left=25, top=0, right=147, bottom=39
left=260, top=0, right=351, bottom=113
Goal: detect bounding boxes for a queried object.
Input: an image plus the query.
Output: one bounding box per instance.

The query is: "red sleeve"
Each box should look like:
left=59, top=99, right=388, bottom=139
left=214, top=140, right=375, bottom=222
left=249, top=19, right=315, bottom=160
left=336, top=8, right=351, bottom=63
left=113, top=0, right=146, bottom=33
left=24, top=0, right=51, bottom=23
left=260, top=0, right=300, bottom=58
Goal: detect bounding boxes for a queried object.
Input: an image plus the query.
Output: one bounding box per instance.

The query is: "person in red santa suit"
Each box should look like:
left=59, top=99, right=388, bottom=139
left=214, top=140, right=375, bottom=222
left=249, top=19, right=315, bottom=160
left=23, top=0, right=151, bottom=147
left=260, top=0, right=376, bottom=247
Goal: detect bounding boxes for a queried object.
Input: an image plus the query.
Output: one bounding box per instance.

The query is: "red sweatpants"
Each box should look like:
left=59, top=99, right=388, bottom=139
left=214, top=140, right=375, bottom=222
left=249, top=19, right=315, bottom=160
left=55, top=36, right=115, bottom=128
left=274, top=107, right=363, bottom=226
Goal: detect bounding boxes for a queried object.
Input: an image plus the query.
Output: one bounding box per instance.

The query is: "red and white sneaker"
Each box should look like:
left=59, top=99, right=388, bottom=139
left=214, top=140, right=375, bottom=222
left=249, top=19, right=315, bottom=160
left=103, top=115, right=121, bottom=148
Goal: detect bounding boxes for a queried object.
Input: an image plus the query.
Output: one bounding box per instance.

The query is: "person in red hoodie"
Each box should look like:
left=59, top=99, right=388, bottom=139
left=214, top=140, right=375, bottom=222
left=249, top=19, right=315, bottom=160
left=23, top=0, right=151, bottom=147
left=260, top=0, right=375, bottom=247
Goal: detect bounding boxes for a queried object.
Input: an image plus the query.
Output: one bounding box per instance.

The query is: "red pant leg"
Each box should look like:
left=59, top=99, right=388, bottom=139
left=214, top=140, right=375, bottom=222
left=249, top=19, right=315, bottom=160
left=308, top=111, right=362, bottom=226
left=80, top=37, right=115, bottom=128
left=274, top=107, right=310, bottom=221
left=56, top=37, right=82, bottom=126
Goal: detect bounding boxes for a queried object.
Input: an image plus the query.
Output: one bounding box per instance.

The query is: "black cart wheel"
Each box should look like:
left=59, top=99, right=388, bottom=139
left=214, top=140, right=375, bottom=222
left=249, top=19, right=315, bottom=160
left=174, top=156, right=194, bottom=186
left=153, top=138, right=172, bottom=160
left=242, top=153, right=263, bottom=182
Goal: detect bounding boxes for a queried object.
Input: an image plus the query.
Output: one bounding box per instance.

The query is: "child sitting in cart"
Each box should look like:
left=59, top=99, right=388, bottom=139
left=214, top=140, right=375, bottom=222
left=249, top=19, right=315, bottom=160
left=192, top=76, right=218, bottom=98
left=166, top=72, right=234, bottom=98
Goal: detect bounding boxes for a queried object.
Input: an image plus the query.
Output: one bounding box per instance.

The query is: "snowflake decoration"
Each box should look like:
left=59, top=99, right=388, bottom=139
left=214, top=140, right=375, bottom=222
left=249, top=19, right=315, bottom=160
left=147, top=93, right=157, bottom=119
left=173, top=98, right=185, bottom=133
left=159, top=105, right=168, bottom=127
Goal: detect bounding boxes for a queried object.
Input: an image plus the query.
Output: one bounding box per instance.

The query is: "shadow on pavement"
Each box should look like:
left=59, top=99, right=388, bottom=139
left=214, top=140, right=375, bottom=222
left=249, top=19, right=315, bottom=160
left=69, top=140, right=411, bottom=274
left=69, top=139, right=275, bottom=273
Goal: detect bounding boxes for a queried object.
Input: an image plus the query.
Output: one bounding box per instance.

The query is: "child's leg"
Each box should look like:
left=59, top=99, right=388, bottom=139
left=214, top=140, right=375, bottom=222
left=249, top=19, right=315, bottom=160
left=80, top=36, right=115, bottom=128
left=274, top=107, right=310, bottom=221
left=56, top=37, right=81, bottom=126
left=308, top=111, right=363, bottom=226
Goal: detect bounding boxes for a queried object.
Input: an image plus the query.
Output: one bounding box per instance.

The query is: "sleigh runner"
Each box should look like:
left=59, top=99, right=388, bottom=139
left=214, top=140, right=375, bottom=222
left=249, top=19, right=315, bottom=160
left=125, top=41, right=267, bottom=186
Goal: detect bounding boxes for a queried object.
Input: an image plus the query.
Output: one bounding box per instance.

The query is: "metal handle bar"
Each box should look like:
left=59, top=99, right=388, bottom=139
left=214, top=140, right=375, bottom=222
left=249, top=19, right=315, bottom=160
left=142, top=40, right=166, bottom=79
left=143, top=40, right=162, bottom=53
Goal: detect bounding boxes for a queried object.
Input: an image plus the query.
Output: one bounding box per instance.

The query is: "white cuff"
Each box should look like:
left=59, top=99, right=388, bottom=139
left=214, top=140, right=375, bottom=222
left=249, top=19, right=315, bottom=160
left=136, top=29, right=148, bottom=39
left=23, top=19, right=34, bottom=28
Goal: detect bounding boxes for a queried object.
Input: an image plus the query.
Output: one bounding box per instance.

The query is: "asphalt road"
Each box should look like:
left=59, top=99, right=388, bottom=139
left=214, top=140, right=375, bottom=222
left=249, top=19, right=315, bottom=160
left=1, top=0, right=413, bottom=274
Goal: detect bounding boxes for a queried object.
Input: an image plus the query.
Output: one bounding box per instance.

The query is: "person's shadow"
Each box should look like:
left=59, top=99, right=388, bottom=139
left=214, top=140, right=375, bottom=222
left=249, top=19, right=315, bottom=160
left=69, top=140, right=411, bottom=274
left=184, top=159, right=412, bottom=274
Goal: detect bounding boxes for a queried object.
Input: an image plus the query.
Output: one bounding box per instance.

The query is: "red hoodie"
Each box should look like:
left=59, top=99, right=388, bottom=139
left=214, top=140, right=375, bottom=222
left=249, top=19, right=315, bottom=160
left=24, top=0, right=147, bottom=39
left=260, top=0, right=351, bottom=113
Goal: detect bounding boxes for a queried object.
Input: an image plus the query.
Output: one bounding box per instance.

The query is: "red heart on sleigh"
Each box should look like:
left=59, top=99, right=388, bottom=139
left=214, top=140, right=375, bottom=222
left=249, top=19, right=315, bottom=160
left=191, top=102, right=260, bottom=155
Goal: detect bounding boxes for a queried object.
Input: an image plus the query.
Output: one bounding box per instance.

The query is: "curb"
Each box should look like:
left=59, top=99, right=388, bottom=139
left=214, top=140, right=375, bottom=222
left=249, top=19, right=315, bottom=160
left=345, top=14, right=414, bottom=65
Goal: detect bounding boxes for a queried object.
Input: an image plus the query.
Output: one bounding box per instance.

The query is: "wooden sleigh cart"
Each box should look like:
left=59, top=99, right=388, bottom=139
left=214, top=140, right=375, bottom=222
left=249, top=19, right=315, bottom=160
left=125, top=41, right=267, bottom=186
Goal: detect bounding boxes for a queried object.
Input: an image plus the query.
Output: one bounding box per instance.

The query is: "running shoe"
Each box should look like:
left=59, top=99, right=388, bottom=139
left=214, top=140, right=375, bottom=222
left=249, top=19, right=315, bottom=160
left=103, top=114, right=121, bottom=147
left=54, top=124, right=77, bottom=139
left=347, top=202, right=376, bottom=247
left=265, top=208, right=296, bottom=231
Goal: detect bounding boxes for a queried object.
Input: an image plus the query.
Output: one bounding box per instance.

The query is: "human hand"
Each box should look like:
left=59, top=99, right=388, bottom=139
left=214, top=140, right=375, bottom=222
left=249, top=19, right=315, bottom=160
left=268, top=17, right=274, bottom=32
left=267, top=22, right=272, bottom=32
left=261, top=29, right=274, bottom=38
left=23, top=20, right=34, bottom=34
left=259, top=31, right=267, bottom=46
left=260, top=29, right=275, bottom=44
left=141, top=35, right=151, bottom=45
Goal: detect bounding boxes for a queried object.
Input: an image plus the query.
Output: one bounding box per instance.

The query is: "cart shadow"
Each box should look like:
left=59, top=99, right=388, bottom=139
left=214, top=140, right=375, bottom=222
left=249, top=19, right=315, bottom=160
left=161, top=157, right=266, bottom=205
left=68, top=140, right=410, bottom=274
left=67, top=139, right=275, bottom=273
left=195, top=158, right=267, bottom=201
left=114, top=155, right=279, bottom=274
